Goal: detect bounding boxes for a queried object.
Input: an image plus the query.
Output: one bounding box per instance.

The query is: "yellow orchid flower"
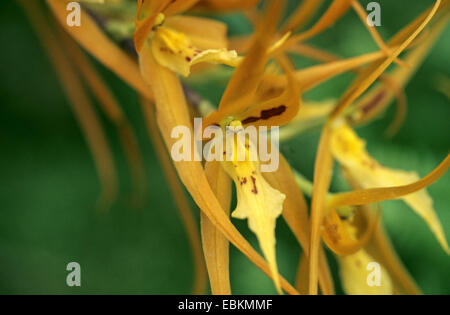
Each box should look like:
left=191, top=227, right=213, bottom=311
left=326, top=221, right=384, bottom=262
left=196, top=0, right=301, bottom=293
left=329, top=122, right=449, bottom=253
left=150, top=15, right=240, bottom=77
left=323, top=207, right=393, bottom=295
left=138, top=0, right=301, bottom=295
left=134, top=0, right=240, bottom=77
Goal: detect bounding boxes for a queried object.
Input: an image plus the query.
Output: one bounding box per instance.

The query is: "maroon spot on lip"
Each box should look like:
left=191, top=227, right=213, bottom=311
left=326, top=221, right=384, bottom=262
left=240, top=177, right=247, bottom=186
left=242, top=105, right=287, bottom=125
left=250, top=176, right=258, bottom=194
left=186, top=56, right=192, bottom=62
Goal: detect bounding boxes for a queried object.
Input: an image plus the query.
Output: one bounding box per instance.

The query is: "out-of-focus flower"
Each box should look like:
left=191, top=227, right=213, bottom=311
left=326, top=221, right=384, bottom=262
left=329, top=122, right=449, bottom=253
left=305, top=0, right=448, bottom=295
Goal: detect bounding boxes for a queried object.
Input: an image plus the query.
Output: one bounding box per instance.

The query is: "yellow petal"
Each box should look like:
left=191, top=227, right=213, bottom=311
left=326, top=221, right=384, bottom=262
left=330, top=123, right=449, bottom=253
left=151, top=25, right=240, bottom=77
left=221, top=121, right=285, bottom=294
left=308, top=124, right=334, bottom=295
left=165, top=16, right=229, bottom=50
left=201, top=161, right=232, bottom=295
left=338, top=249, right=393, bottom=295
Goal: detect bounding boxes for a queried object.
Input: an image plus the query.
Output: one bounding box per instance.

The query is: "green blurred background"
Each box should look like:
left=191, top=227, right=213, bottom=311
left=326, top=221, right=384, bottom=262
left=0, top=0, right=448, bottom=294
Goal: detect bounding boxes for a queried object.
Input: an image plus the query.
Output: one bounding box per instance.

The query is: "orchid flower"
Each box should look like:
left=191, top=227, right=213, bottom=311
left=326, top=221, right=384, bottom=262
left=133, top=0, right=240, bottom=77
left=137, top=0, right=305, bottom=295
left=185, top=0, right=301, bottom=294
left=16, top=0, right=449, bottom=295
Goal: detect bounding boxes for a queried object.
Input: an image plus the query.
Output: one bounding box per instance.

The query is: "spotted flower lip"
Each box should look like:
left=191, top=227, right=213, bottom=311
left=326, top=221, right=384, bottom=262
left=134, top=1, right=240, bottom=76
left=221, top=120, right=285, bottom=293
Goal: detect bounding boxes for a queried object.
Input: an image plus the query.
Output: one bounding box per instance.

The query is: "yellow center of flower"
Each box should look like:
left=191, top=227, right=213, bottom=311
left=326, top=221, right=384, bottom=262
left=148, top=13, right=240, bottom=77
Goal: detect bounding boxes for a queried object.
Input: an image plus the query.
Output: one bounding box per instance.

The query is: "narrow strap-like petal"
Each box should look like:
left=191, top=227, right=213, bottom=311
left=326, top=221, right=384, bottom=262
left=365, top=209, right=422, bottom=294
left=202, top=161, right=232, bottom=295
left=328, top=154, right=449, bottom=209
left=280, top=0, right=324, bottom=33
left=218, top=0, right=284, bottom=109
left=308, top=124, right=334, bottom=295
left=330, top=0, right=443, bottom=120
left=58, top=29, right=147, bottom=206
left=322, top=208, right=378, bottom=256
left=21, top=0, right=118, bottom=209
left=278, top=0, right=353, bottom=52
